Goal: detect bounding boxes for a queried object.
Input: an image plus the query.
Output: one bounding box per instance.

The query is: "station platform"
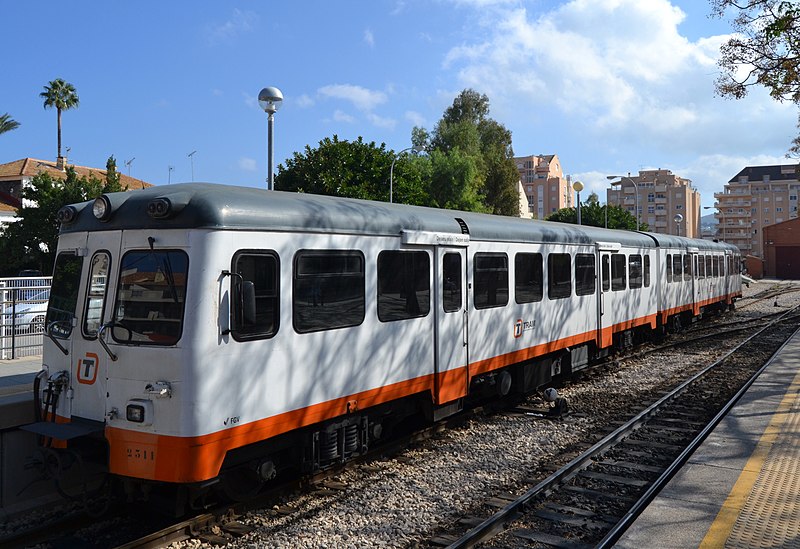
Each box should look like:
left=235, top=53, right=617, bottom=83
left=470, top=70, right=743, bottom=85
left=0, top=354, right=42, bottom=429
left=616, top=327, right=800, bottom=549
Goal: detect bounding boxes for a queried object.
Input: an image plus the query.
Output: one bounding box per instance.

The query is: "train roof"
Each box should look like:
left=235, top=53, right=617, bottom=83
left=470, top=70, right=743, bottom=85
left=59, top=182, right=732, bottom=251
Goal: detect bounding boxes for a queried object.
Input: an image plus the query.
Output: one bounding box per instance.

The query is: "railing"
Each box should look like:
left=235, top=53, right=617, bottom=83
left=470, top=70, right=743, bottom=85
left=0, top=277, right=52, bottom=359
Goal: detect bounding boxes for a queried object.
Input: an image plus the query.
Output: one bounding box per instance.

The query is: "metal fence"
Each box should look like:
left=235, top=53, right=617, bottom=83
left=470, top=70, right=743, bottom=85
left=0, top=277, right=52, bottom=359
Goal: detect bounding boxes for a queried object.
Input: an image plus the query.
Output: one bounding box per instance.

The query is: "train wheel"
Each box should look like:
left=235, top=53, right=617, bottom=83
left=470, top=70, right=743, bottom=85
left=219, top=466, right=264, bottom=502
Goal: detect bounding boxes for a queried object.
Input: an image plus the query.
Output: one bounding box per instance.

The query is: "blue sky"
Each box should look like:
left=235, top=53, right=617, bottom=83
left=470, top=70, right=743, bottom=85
left=1, top=0, right=796, bottom=209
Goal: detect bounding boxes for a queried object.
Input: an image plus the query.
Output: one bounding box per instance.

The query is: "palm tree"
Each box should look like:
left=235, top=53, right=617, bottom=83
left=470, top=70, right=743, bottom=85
left=40, top=79, right=80, bottom=160
left=0, top=113, right=20, bottom=135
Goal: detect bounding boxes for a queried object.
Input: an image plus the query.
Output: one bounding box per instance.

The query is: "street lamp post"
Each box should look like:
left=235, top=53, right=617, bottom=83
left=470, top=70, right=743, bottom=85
left=704, top=206, right=725, bottom=242
left=390, top=145, right=423, bottom=203
left=258, top=87, right=283, bottom=190
left=606, top=175, right=639, bottom=231
left=674, top=213, right=683, bottom=237
left=572, top=180, right=584, bottom=225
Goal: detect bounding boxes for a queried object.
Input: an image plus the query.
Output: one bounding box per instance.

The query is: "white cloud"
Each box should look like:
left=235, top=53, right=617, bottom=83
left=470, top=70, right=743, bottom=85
left=318, top=84, right=387, bottom=112
left=364, top=28, right=375, bottom=47
left=368, top=113, right=396, bottom=129
left=208, top=9, right=258, bottom=44
left=333, top=110, right=356, bottom=123
left=239, top=157, right=257, bottom=171
left=296, top=94, right=315, bottom=108
left=444, top=0, right=796, bottom=160
left=405, top=110, right=426, bottom=126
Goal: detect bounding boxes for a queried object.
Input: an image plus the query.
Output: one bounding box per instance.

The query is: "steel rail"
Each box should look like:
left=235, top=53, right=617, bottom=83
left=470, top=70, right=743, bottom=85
left=446, top=304, right=800, bottom=549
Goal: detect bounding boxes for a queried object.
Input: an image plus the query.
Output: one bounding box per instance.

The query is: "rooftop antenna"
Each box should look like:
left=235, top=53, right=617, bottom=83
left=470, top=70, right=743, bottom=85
left=125, top=157, right=135, bottom=176
left=188, top=150, right=197, bottom=182
left=168, top=165, right=174, bottom=184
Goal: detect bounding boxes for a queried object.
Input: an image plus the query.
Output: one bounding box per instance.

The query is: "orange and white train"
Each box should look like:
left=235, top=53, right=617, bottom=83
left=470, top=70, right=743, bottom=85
left=26, top=182, right=741, bottom=503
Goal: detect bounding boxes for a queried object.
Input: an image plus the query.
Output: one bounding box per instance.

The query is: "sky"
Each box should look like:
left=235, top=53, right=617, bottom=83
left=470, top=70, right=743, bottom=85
left=1, top=0, right=797, bottom=210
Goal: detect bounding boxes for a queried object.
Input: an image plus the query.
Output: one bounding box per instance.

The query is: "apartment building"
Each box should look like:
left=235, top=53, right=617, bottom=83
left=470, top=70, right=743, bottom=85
left=606, top=169, right=700, bottom=238
left=514, top=154, right=572, bottom=219
left=715, top=164, right=799, bottom=257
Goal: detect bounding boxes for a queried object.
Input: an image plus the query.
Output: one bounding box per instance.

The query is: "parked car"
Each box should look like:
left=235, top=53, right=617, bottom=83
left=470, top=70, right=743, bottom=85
left=2, top=289, right=49, bottom=334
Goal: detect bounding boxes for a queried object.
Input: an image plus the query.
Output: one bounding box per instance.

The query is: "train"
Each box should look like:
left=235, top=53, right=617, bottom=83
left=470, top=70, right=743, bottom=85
left=25, top=182, right=741, bottom=507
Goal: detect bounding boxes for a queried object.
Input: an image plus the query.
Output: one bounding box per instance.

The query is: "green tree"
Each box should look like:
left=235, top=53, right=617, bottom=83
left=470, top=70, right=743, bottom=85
left=712, top=0, right=800, bottom=153
left=0, top=113, right=20, bottom=135
left=546, top=192, right=648, bottom=231
left=425, top=89, right=520, bottom=215
left=0, top=157, right=123, bottom=275
left=275, top=135, right=429, bottom=204
left=40, top=78, right=80, bottom=159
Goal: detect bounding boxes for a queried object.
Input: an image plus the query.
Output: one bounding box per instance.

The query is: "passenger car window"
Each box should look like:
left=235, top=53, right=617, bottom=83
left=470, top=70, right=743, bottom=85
left=672, top=254, right=682, bottom=282
left=232, top=251, right=279, bottom=340
left=602, top=255, right=610, bottom=291
left=666, top=254, right=672, bottom=283
left=515, top=253, right=543, bottom=304
left=82, top=252, right=110, bottom=338
left=294, top=251, right=365, bottom=333
left=112, top=250, right=189, bottom=345
left=683, top=255, right=692, bottom=281
left=611, top=253, right=626, bottom=291
left=644, top=255, right=651, bottom=287
left=474, top=253, right=509, bottom=309
left=548, top=253, right=571, bottom=299
left=629, top=254, right=643, bottom=289
left=442, top=252, right=462, bottom=313
left=575, top=254, right=595, bottom=296
left=378, top=251, right=430, bottom=322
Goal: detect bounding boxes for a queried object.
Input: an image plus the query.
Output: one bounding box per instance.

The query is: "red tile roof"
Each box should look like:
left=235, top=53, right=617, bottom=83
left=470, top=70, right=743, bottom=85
left=0, top=158, right=152, bottom=190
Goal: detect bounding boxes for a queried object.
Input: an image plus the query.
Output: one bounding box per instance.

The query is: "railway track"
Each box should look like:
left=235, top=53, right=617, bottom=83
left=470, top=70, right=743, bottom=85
left=4, top=289, right=793, bottom=548
left=437, top=307, right=800, bottom=548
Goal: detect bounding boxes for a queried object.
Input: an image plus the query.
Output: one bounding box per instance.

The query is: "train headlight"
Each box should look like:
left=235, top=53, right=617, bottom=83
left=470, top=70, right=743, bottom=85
left=147, top=198, right=171, bottom=219
left=57, top=205, right=78, bottom=225
left=126, top=399, right=154, bottom=426
left=93, top=196, right=112, bottom=221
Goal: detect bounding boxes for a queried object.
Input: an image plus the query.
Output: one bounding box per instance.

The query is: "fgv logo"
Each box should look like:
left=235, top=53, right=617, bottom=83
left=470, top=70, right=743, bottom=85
left=77, top=352, right=99, bottom=385
left=514, top=318, right=536, bottom=338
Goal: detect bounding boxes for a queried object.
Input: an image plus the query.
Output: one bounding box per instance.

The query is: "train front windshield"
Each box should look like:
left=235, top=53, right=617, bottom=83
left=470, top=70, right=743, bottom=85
left=112, top=250, right=189, bottom=345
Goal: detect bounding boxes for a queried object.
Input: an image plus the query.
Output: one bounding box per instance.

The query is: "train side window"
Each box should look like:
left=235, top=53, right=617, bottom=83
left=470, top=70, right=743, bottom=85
left=293, top=250, right=365, bottom=333
left=548, top=253, right=571, bottom=299
left=231, top=251, right=279, bottom=340
left=474, top=253, right=509, bottom=309
left=706, top=256, right=713, bottom=278
left=611, top=253, right=626, bottom=291
left=515, top=252, right=543, bottom=304
left=602, top=255, right=610, bottom=291
left=575, top=254, right=595, bottom=296
left=629, top=254, right=643, bottom=289
left=666, top=253, right=672, bottom=283
left=698, top=256, right=705, bottom=278
left=683, top=254, right=692, bottom=281
left=672, top=254, right=682, bottom=282
left=644, top=255, right=651, bottom=287
left=82, top=251, right=111, bottom=338
left=714, top=256, right=720, bottom=277
left=442, top=252, right=462, bottom=313
left=378, top=251, right=430, bottom=322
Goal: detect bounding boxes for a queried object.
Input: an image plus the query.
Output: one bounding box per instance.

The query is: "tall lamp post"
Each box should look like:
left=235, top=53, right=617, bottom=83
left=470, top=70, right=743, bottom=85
left=607, top=175, right=639, bottom=231
left=390, top=145, right=423, bottom=203
left=703, top=206, right=725, bottom=241
left=674, top=213, right=683, bottom=236
left=572, top=180, right=584, bottom=225
left=258, top=86, right=283, bottom=190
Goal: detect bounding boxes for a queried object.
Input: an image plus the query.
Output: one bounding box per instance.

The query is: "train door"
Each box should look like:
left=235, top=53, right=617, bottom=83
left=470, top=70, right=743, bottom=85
left=433, top=247, right=468, bottom=404
left=688, top=249, right=700, bottom=315
left=68, top=231, right=122, bottom=422
left=596, top=242, right=619, bottom=349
